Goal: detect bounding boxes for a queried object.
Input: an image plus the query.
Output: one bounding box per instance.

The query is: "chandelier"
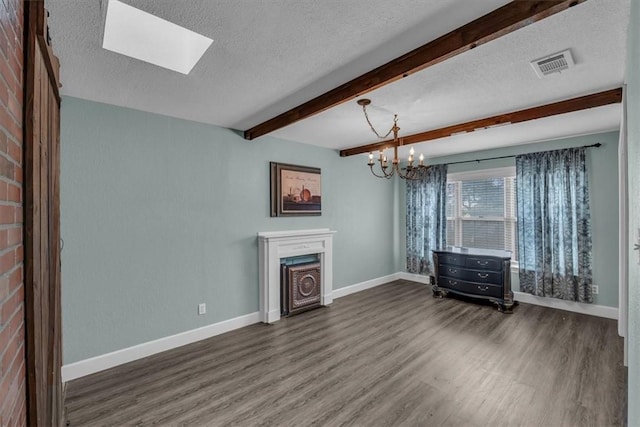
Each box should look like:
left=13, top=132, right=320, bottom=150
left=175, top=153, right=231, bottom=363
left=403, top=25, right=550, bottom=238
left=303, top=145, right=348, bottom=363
left=357, top=99, right=428, bottom=180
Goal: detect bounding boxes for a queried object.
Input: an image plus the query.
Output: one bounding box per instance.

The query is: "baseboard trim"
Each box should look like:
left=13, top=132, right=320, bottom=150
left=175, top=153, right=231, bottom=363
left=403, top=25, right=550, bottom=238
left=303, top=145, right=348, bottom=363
left=62, top=273, right=402, bottom=382
left=61, top=311, right=261, bottom=382
left=513, top=291, right=618, bottom=320
left=332, top=273, right=402, bottom=299
left=62, top=272, right=618, bottom=382
left=397, top=272, right=431, bottom=284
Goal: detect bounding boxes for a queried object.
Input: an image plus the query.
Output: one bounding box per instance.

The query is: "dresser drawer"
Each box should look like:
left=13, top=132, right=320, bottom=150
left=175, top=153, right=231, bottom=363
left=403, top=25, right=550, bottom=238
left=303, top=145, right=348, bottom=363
left=438, top=276, right=502, bottom=299
left=464, top=282, right=502, bottom=299
left=437, top=253, right=466, bottom=267
left=465, top=257, right=502, bottom=271
left=439, top=264, right=465, bottom=279
left=439, top=266, right=502, bottom=284
left=462, top=269, right=502, bottom=284
left=438, top=276, right=465, bottom=292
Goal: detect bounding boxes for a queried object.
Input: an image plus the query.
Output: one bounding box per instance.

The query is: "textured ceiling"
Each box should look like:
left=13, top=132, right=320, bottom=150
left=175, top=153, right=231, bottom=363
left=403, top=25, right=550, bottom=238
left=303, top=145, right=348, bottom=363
left=47, top=0, right=630, bottom=159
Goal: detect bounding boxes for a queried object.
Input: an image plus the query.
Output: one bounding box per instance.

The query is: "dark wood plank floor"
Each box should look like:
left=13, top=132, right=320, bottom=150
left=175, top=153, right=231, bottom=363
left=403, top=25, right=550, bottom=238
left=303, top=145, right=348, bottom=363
left=64, top=280, right=626, bottom=426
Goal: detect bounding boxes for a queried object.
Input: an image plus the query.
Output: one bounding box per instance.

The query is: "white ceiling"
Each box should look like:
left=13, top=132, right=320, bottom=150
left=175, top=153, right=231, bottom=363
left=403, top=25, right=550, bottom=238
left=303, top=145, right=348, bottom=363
left=47, top=0, right=630, bottom=160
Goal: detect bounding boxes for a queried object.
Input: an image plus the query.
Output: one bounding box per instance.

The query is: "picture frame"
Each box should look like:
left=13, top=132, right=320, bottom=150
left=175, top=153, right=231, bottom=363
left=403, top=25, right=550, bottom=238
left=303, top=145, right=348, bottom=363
left=270, top=162, right=321, bottom=217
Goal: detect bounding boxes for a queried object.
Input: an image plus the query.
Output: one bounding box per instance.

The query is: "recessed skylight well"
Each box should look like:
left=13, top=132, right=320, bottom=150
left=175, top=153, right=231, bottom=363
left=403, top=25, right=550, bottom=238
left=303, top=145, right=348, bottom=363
left=102, top=0, right=213, bottom=75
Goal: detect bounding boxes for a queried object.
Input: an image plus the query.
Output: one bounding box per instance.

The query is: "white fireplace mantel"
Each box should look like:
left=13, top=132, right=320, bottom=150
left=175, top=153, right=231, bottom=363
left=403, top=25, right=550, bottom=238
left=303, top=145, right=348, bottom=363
left=258, top=228, right=336, bottom=323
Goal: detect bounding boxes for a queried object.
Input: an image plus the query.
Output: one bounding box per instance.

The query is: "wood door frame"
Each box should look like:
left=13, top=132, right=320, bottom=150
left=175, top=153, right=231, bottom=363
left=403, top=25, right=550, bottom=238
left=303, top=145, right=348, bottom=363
left=24, top=1, right=62, bottom=425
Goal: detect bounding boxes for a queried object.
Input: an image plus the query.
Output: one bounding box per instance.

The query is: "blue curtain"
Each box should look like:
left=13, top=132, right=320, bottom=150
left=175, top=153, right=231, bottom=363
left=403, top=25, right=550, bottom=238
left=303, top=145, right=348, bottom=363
left=516, top=147, right=593, bottom=303
left=406, top=164, right=448, bottom=275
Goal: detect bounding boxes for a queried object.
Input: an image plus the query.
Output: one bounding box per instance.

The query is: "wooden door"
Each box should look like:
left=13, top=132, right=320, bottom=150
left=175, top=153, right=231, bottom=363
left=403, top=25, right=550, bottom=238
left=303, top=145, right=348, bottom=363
left=24, top=1, right=62, bottom=425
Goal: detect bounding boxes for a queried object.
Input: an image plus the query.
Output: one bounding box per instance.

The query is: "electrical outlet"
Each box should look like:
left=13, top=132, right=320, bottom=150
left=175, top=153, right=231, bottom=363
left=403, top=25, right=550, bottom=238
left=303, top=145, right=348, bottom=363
left=592, top=285, right=599, bottom=295
left=198, top=303, right=206, bottom=315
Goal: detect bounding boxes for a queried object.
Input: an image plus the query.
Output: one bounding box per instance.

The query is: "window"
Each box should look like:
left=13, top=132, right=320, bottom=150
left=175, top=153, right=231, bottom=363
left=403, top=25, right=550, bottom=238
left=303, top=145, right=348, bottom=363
left=446, top=167, right=517, bottom=261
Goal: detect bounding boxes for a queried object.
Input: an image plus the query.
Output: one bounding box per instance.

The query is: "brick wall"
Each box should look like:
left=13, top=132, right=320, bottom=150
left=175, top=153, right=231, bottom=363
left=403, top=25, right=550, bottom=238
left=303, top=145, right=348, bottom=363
left=0, top=0, right=25, bottom=425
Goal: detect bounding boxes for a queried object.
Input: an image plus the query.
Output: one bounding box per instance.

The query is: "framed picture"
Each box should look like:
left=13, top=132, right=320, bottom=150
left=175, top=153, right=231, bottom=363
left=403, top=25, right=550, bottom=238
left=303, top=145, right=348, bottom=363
left=270, top=162, right=321, bottom=217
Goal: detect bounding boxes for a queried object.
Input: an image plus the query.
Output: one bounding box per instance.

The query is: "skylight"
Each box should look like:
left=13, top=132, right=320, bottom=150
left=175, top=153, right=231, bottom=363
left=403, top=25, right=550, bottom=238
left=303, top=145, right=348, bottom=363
left=102, top=0, right=213, bottom=75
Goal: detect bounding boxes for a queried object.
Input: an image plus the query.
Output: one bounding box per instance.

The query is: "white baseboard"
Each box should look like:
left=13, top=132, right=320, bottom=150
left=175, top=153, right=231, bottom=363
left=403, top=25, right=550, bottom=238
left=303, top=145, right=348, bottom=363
left=62, top=273, right=401, bottom=382
left=332, top=273, right=402, bottom=299
left=513, top=291, right=618, bottom=320
left=397, top=272, right=431, bottom=284
left=62, top=272, right=618, bottom=382
left=61, top=311, right=260, bottom=382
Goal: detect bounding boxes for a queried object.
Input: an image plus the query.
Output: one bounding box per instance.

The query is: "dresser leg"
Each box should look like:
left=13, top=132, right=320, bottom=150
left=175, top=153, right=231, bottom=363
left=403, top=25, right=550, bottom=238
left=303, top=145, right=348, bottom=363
left=432, top=286, right=446, bottom=298
left=498, top=302, right=515, bottom=314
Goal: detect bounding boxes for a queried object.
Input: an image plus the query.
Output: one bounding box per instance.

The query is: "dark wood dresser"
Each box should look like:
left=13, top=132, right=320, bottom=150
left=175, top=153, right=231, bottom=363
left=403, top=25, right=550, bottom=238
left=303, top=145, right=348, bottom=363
left=432, top=247, right=515, bottom=313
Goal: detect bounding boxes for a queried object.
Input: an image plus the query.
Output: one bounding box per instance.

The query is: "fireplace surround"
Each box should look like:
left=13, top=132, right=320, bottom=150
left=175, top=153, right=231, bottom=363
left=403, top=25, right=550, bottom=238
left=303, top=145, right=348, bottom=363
left=258, top=229, right=336, bottom=323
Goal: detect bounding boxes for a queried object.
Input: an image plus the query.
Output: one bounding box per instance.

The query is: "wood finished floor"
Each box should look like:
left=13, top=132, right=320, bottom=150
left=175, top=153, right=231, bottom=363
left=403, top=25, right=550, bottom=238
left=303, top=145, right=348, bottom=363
left=64, top=280, right=626, bottom=427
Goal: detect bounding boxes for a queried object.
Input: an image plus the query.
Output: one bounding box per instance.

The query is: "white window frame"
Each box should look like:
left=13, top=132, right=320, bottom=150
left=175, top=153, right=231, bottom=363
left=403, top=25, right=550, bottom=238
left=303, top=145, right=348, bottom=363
left=446, top=166, right=518, bottom=268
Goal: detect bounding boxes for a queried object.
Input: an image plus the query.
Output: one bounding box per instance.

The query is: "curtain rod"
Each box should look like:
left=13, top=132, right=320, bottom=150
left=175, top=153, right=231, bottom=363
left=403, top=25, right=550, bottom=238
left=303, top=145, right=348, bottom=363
left=444, top=143, right=602, bottom=166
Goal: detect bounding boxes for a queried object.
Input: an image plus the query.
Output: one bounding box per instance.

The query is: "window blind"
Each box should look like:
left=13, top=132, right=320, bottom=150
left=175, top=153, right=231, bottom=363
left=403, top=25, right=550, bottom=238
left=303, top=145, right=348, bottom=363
left=446, top=169, right=517, bottom=260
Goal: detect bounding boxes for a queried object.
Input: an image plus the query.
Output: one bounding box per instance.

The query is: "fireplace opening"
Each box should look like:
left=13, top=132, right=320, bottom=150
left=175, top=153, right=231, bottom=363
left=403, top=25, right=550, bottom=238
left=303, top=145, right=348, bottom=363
left=280, top=255, right=321, bottom=316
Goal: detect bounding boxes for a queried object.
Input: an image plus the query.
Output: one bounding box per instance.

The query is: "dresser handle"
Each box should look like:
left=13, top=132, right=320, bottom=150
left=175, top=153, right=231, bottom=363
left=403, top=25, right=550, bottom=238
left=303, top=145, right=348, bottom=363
left=477, top=260, right=489, bottom=266
left=449, top=280, right=458, bottom=286
left=477, top=273, right=489, bottom=279
left=478, top=286, right=489, bottom=291
left=448, top=268, right=457, bottom=274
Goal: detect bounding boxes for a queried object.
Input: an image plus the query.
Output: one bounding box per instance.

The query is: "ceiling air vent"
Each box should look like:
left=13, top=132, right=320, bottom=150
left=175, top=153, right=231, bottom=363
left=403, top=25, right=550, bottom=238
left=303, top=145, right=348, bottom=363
left=530, top=49, right=575, bottom=78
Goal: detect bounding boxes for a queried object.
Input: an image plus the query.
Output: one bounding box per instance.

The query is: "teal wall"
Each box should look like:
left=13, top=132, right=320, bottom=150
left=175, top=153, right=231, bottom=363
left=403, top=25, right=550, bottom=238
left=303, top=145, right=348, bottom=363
left=399, top=131, right=620, bottom=307
left=60, top=97, right=397, bottom=364
left=60, top=94, right=622, bottom=368
left=625, top=0, right=639, bottom=422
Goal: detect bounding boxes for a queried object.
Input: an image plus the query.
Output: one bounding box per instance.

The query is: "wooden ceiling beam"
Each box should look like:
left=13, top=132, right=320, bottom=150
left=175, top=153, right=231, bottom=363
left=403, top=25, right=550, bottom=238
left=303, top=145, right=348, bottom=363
left=339, top=88, right=623, bottom=157
left=243, top=0, right=587, bottom=140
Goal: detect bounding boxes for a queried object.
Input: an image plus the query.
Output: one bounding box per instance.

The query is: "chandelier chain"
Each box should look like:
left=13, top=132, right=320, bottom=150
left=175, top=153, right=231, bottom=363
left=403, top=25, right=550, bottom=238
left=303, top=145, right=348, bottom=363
left=361, top=104, right=397, bottom=139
